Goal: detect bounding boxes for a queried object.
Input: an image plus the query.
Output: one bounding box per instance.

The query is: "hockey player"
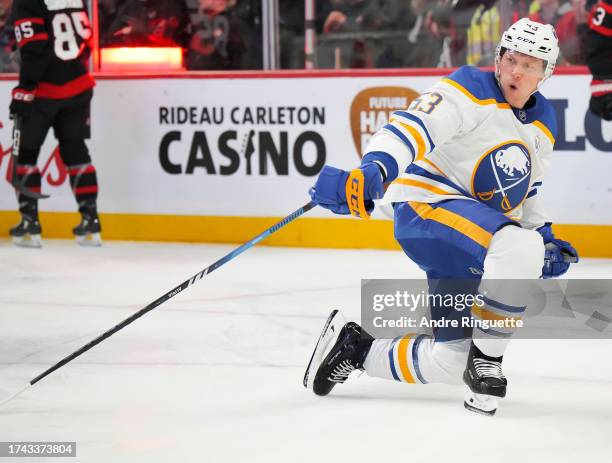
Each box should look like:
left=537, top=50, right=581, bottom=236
left=586, top=0, right=612, bottom=120
left=9, top=0, right=101, bottom=247
left=304, top=18, right=579, bottom=415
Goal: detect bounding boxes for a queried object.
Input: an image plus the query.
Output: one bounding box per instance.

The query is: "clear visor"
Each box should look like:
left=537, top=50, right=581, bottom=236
left=499, top=50, right=547, bottom=78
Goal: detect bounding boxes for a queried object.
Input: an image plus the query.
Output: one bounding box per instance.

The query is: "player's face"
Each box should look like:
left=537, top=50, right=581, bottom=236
left=497, top=51, right=546, bottom=108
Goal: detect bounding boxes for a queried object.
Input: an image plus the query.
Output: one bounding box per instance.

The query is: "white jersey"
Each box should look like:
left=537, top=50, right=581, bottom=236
left=364, top=66, right=557, bottom=230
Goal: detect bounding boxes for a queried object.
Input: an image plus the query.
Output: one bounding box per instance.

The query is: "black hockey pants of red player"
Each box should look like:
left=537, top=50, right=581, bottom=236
left=13, top=90, right=99, bottom=223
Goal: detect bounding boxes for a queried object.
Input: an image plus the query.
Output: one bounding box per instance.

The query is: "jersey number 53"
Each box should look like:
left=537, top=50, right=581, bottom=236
left=408, top=92, right=443, bottom=115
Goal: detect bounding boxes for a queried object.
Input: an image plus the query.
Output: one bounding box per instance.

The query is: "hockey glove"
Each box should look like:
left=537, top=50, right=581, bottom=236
left=589, top=78, right=612, bottom=121
left=309, top=163, right=384, bottom=218
left=537, top=223, right=579, bottom=279
left=9, top=86, right=36, bottom=119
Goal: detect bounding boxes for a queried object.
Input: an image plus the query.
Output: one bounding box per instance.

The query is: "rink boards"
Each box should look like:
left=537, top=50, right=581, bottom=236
left=0, top=69, right=610, bottom=256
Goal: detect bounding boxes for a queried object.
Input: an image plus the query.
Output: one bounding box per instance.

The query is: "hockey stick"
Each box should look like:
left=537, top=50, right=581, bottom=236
left=0, top=200, right=317, bottom=407
left=10, top=115, right=50, bottom=200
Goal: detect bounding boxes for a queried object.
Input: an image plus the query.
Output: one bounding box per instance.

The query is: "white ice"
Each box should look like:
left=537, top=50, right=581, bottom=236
left=1, top=239, right=611, bottom=463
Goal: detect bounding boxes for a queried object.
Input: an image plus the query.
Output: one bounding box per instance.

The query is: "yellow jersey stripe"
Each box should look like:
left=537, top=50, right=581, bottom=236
left=442, top=78, right=511, bottom=109
left=393, top=178, right=454, bottom=196
left=408, top=201, right=493, bottom=248
left=397, top=335, right=416, bottom=383
left=398, top=121, right=427, bottom=160
left=421, top=157, right=448, bottom=177
left=533, top=120, right=555, bottom=145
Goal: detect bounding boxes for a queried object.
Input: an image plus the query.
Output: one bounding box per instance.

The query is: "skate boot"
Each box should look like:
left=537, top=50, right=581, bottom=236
left=463, top=342, right=507, bottom=416
left=73, top=200, right=102, bottom=246
left=304, top=310, right=374, bottom=396
left=9, top=201, right=42, bottom=248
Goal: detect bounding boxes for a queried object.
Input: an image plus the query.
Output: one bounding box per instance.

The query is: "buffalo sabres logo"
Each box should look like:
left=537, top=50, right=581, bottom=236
left=472, top=141, right=531, bottom=213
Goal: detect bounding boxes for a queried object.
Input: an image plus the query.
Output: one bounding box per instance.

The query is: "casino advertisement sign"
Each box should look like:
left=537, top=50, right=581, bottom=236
left=0, top=74, right=609, bottom=223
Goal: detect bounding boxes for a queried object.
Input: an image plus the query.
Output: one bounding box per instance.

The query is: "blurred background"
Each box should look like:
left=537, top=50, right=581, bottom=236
left=0, top=0, right=596, bottom=73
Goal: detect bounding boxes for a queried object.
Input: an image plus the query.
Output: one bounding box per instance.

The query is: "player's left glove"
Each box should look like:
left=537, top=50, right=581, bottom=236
left=9, top=86, right=36, bottom=119
left=537, top=223, right=579, bottom=279
left=589, top=77, right=612, bottom=121
left=309, top=163, right=384, bottom=218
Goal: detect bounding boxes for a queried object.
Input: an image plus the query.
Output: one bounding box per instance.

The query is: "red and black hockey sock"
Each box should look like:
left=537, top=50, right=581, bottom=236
left=15, top=164, right=42, bottom=205
left=68, top=163, right=99, bottom=204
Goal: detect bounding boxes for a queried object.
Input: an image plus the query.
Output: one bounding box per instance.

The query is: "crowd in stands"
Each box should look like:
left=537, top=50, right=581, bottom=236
left=0, top=0, right=598, bottom=71
left=99, top=0, right=262, bottom=70
left=305, top=0, right=595, bottom=68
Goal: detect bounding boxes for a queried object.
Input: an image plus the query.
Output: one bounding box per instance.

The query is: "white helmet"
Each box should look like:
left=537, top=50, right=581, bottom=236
left=496, top=18, right=559, bottom=82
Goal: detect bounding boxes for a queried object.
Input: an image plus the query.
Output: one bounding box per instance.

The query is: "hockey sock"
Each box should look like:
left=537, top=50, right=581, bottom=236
left=363, top=334, right=433, bottom=384
left=471, top=284, right=527, bottom=358
left=68, top=163, right=98, bottom=203
left=15, top=164, right=42, bottom=204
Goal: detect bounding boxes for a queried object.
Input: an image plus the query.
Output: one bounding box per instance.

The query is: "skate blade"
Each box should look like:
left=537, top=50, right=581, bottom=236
left=464, top=390, right=498, bottom=416
left=12, top=234, right=42, bottom=248
left=75, top=232, right=102, bottom=247
left=303, top=309, right=346, bottom=389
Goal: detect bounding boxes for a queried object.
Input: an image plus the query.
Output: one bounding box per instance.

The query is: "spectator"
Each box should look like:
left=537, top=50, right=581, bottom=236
left=390, top=0, right=443, bottom=68
left=98, top=0, right=127, bottom=46
left=186, top=0, right=250, bottom=70
left=107, top=0, right=190, bottom=48
left=529, top=0, right=567, bottom=26
left=360, top=0, right=412, bottom=32
left=0, top=0, right=18, bottom=73
left=318, top=0, right=414, bottom=68
left=556, top=0, right=589, bottom=64
left=316, top=0, right=374, bottom=68
left=425, top=0, right=459, bottom=66
left=279, top=0, right=305, bottom=69
left=466, top=0, right=502, bottom=66
left=320, top=0, right=370, bottom=34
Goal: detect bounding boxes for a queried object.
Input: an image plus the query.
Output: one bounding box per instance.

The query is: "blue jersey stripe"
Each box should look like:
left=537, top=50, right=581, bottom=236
left=393, top=111, right=436, bottom=151
left=384, top=124, right=416, bottom=161
left=407, top=164, right=472, bottom=198
left=388, top=336, right=401, bottom=381
left=411, top=335, right=427, bottom=384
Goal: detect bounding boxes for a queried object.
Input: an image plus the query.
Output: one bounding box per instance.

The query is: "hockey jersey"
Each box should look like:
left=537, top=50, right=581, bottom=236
left=363, top=66, right=557, bottom=230
left=586, top=0, right=612, bottom=76
left=11, top=0, right=95, bottom=99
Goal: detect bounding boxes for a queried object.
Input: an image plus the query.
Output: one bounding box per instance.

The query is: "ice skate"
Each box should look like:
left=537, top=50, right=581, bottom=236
left=10, top=215, right=42, bottom=248
left=73, top=201, right=102, bottom=247
left=304, top=310, right=373, bottom=396
left=463, top=342, right=507, bottom=416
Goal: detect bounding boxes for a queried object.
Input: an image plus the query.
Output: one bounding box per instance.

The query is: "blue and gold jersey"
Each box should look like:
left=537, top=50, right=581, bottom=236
left=364, top=66, right=557, bottom=229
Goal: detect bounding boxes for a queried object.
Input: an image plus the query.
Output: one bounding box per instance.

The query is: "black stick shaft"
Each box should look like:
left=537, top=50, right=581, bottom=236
left=11, top=115, right=50, bottom=200
left=29, top=201, right=316, bottom=385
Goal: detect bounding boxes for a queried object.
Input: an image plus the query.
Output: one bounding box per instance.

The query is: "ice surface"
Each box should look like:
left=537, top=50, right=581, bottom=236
left=1, top=240, right=611, bottom=462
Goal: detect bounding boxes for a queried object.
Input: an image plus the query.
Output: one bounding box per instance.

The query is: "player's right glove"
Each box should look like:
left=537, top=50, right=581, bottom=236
left=589, top=77, right=612, bottom=121
left=9, top=86, right=36, bottom=119
left=309, top=163, right=384, bottom=218
left=537, top=223, right=579, bottom=279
